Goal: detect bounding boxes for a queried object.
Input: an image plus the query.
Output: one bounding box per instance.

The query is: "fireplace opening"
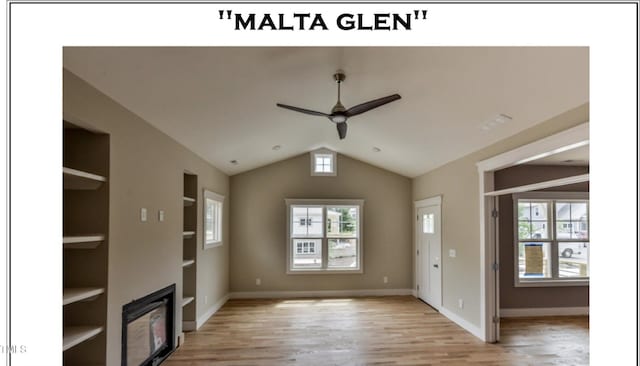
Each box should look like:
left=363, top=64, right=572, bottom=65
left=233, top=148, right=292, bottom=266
left=122, top=284, right=175, bottom=366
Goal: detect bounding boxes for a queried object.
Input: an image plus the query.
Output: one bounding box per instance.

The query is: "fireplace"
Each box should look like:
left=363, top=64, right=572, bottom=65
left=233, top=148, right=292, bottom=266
left=122, top=284, right=176, bottom=366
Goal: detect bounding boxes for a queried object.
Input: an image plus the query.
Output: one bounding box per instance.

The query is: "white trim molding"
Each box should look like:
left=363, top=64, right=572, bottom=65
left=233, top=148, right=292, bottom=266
left=500, top=307, right=589, bottom=317
left=476, top=123, right=589, bottom=173
left=484, top=174, right=589, bottom=196
left=414, top=195, right=442, bottom=208
left=196, top=293, right=230, bottom=329
left=475, top=122, right=589, bottom=343
left=439, top=307, right=484, bottom=339
left=229, top=288, right=413, bottom=299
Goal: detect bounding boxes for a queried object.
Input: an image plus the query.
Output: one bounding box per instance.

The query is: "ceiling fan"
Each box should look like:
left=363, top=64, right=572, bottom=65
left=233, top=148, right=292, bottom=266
left=276, top=71, right=401, bottom=140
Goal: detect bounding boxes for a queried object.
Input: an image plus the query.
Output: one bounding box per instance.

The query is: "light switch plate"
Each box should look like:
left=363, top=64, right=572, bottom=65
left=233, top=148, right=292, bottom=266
left=158, top=210, right=165, bottom=222
left=449, top=249, right=456, bottom=258
left=140, top=208, right=147, bottom=222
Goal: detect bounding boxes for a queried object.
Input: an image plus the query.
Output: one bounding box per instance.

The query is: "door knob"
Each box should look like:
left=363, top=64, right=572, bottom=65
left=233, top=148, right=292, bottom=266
left=433, top=264, right=439, bottom=268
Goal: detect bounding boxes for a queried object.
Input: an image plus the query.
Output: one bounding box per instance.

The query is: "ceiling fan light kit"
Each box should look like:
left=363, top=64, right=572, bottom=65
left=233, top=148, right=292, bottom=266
left=277, top=71, right=401, bottom=140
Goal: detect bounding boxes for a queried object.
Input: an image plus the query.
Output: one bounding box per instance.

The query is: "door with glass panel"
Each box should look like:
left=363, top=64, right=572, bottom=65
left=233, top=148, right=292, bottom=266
left=418, top=204, right=442, bottom=309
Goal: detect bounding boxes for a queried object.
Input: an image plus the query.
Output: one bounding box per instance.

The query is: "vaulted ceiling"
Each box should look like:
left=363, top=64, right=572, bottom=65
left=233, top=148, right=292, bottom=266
left=63, top=47, right=588, bottom=177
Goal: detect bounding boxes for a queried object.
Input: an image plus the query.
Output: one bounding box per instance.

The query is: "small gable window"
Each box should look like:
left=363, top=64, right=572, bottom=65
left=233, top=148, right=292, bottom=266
left=310, top=149, right=337, bottom=176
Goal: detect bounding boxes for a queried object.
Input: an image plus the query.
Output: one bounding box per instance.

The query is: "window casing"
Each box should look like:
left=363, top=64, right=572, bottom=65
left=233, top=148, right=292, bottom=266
left=513, top=192, right=589, bottom=287
left=203, top=190, right=224, bottom=249
left=286, top=199, right=363, bottom=274
left=310, top=149, right=337, bottom=176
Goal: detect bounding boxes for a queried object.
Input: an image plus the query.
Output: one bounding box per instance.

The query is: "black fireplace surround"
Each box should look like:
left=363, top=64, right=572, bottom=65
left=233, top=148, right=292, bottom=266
left=122, top=284, right=176, bottom=366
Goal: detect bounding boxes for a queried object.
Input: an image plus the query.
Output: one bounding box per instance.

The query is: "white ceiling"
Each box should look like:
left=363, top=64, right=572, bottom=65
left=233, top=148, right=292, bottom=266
left=63, top=47, right=588, bottom=177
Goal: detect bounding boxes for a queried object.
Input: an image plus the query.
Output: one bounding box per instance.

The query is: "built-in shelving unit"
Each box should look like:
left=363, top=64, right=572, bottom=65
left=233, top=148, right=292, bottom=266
left=63, top=235, right=105, bottom=249
left=63, top=167, right=107, bottom=190
left=182, top=173, right=198, bottom=333
left=182, top=259, right=195, bottom=267
left=63, top=122, right=109, bottom=365
left=181, top=297, right=195, bottom=307
left=63, top=326, right=104, bottom=351
left=63, top=288, right=106, bottom=306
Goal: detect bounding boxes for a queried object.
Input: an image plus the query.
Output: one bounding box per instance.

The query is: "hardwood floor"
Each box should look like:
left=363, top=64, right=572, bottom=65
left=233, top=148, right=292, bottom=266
left=164, top=296, right=588, bottom=365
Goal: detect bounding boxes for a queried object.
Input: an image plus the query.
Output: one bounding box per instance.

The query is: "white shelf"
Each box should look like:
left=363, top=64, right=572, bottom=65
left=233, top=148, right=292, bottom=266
left=183, top=231, right=195, bottom=237
left=63, top=235, right=105, bottom=249
left=63, top=287, right=105, bottom=306
left=183, top=196, right=196, bottom=206
left=63, top=326, right=104, bottom=351
left=181, top=297, right=194, bottom=307
left=182, top=259, right=195, bottom=268
left=63, top=167, right=107, bottom=190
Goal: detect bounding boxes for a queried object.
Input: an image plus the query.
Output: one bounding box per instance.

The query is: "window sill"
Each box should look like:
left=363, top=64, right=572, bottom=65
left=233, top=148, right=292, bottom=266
left=204, top=241, right=223, bottom=250
left=287, top=268, right=363, bottom=275
left=515, top=279, right=589, bottom=287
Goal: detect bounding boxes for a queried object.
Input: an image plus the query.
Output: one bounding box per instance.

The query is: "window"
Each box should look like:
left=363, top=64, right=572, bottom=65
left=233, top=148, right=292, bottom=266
left=310, top=149, right=337, bottom=176
left=286, top=199, right=363, bottom=273
left=203, top=190, right=224, bottom=249
left=296, top=241, right=317, bottom=254
left=513, top=192, right=589, bottom=286
left=422, top=213, right=435, bottom=234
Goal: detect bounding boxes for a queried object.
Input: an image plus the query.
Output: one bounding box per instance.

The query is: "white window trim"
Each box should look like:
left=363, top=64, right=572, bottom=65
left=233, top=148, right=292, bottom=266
left=310, top=148, right=337, bottom=176
left=512, top=191, right=589, bottom=287
left=203, top=189, right=224, bottom=249
left=285, top=198, right=363, bottom=274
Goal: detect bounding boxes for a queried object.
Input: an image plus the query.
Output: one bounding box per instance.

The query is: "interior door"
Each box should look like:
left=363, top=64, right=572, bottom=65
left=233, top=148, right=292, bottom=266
left=417, top=204, right=442, bottom=309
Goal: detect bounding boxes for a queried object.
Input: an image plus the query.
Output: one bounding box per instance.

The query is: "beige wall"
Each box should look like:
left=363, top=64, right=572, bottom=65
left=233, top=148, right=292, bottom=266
left=230, top=153, right=413, bottom=292
left=412, top=103, right=589, bottom=327
left=63, top=69, right=230, bottom=366
left=495, top=165, right=589, bottom=309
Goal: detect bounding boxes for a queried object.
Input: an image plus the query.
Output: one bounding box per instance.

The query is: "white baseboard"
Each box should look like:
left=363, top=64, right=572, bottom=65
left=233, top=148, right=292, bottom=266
left=411, top=289, right=418, bottom=297
left=195, top=293, right=230, bottom=329
left=229, top=288, right=413, bottom=299
left=500, top=306, right=589, bottom=317
left=439, top=307, right=484, bottom=340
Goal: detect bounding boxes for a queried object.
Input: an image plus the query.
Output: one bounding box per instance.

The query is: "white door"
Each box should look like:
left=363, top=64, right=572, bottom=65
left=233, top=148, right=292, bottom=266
left=417, top=204, right=442, bottom=309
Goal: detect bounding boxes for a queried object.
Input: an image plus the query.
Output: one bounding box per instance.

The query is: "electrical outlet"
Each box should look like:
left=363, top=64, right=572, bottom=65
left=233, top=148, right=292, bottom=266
left=458, top=299, right=464, bottom=309
left=256, top=278, right=261, bottom=286
left=383, top=276, right=388, bottom=284
left=158, top=210, right=165, bottom=222
left=140, top=208, right=147, bottom=222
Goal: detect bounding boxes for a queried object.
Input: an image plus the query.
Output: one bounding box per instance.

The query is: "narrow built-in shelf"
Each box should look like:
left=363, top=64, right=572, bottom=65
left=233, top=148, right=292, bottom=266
left=182, top=259, right=195, bottom=268
left=63, top=167, right=107, bottom=190
left=63, top=235, right=105, bottom=249
left=183, top=196, right=196, bottom=206
left=183, top=231, right=195, bottom=237
left=63, top=326, right=104, bottom=351
left=182, top=297, right=194, bottom=307
left=63, top=287, right=105, bottom=306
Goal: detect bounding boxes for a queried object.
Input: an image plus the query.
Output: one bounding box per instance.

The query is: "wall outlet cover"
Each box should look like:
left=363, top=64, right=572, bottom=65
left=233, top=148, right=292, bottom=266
left=140, top=208, right=147, bottom=222
left=158, top=210, right=165, bottom=222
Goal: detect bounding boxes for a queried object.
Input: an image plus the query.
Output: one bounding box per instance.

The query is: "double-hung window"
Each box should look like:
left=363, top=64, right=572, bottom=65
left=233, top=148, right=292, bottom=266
left=286, top=199, right=363, bottom=274
left=514, top=192, right=589, bottom=286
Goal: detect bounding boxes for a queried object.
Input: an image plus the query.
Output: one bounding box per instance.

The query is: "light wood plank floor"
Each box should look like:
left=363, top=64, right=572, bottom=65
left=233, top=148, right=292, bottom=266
left=165, top=296, right=588, bottom=365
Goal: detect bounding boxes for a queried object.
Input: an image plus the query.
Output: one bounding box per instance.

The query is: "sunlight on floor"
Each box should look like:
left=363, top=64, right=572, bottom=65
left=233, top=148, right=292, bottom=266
left=274, top=298, right=354, bottom=308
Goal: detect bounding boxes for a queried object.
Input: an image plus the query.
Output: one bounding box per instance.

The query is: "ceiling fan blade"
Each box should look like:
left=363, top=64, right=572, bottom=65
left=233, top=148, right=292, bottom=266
left=276, top=103, right=329, bottom=117
left=345, top=94, right=401, bottom=117
left=336, top=122, right=348, bottom=140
